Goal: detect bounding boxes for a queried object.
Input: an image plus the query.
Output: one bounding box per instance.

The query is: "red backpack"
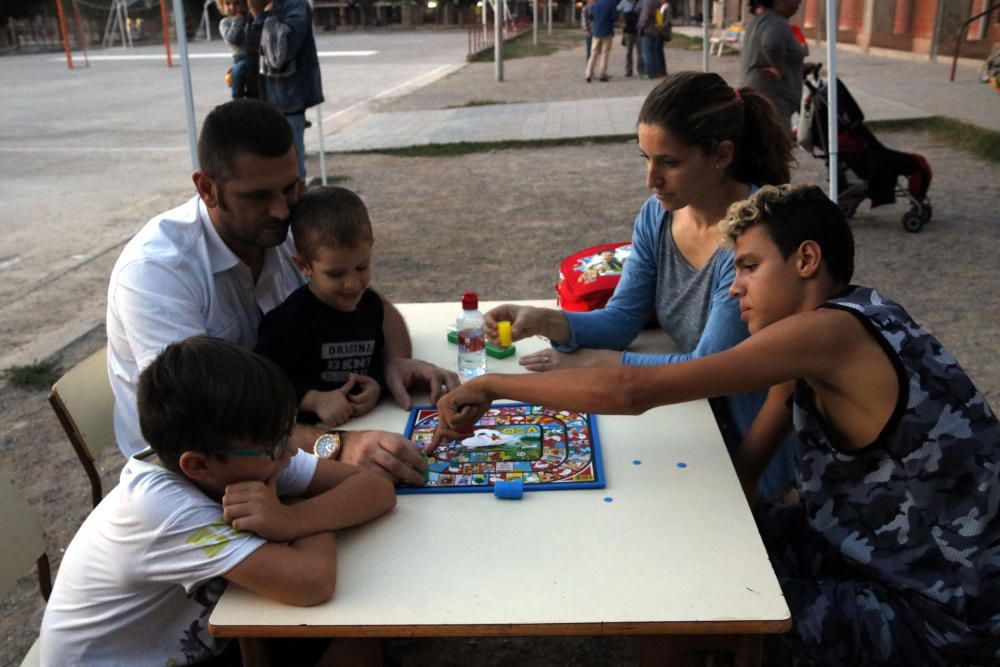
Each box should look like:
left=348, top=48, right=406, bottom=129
left=555, top=242, right=632, bottom=312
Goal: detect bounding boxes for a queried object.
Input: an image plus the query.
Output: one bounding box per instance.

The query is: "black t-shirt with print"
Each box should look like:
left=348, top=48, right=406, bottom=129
left=255, top=285, right=385, bottom=423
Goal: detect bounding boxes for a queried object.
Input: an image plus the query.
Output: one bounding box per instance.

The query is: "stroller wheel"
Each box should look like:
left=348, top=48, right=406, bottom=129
left=918, top=199, right=932, bottom=224
left=902, top=209, right=925, bottom=233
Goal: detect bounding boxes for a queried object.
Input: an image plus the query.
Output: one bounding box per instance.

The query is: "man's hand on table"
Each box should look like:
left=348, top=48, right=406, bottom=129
left=385, top=357, right=459, bottom=410
left=291, top=424, right=428, bottom=486
left=340, top=429, right=428, bottom=486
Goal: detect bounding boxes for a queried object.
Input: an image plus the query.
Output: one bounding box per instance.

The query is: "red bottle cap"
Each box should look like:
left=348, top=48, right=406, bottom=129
left=461, top=292, right=478, bottom=310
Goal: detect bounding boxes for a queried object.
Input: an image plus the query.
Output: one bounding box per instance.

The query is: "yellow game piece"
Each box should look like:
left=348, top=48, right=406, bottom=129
left=497, top=321, right=513, bottom=348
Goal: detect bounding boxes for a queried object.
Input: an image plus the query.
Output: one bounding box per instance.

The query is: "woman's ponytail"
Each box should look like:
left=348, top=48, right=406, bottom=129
left=731, top=86, right=793, bottom=185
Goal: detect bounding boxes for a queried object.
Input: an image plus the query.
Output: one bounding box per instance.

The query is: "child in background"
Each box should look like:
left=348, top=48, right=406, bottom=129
left=255, top=186, right=386, bottom=428
left=433, top=184, right=1000, bottom=666
left=40, top=336, right=395, bottom=666
left=218, top=0, right=248, bottom=98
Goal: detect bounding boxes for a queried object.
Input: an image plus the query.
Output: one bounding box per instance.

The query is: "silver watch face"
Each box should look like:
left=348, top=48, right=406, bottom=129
left=315, top=434, right=336, bottom=458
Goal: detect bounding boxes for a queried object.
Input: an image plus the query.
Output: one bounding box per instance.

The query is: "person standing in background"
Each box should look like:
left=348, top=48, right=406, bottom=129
left=739, top=0, right=805, bottom=131
left=637, top=0, right=665, bottom=78
left=585, top=0, right=617, bottom=82
left=250, top=0, right=324, bottom=184
left=617, top=0, right=644, bottom=77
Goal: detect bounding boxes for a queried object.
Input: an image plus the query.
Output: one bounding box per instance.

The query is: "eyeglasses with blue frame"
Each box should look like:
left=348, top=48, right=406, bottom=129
left=209, top=434, right=291, bottom=461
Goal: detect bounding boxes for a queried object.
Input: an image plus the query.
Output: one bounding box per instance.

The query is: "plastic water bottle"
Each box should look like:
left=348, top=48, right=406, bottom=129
left=457, top=291, right=486, bottom=378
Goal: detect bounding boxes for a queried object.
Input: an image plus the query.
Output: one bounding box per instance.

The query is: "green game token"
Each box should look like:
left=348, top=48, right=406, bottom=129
left=446, top=330, right=516, bottom=358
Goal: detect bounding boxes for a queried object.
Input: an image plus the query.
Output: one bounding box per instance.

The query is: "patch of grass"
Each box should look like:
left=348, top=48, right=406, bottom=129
left=868, top=116, right=1000, bottom=164
left=306, top=174, right=351, bottom=188
left=468, top=28, right=583, bottom=62
left=3, top=359, right=60, bottom=390
left=444, top=100, right=525, bottom=109
left=350, top=134, right=634, bottom=157
left=665, top=33, right=739, bottom=56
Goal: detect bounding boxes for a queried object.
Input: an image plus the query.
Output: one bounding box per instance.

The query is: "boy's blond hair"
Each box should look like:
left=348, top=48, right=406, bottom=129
left=719, top=184, right=856, bottom=286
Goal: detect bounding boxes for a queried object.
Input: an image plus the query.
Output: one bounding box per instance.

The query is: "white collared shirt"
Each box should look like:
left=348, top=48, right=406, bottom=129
left=106, top=195, right=305, bottom=456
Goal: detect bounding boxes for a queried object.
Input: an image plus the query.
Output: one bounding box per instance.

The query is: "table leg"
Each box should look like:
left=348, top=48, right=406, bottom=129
left=639, top=634, right=762, bottom=667
left=732, top=635, right=763, bottom=667
left=238, top=637, right=270, bottom=667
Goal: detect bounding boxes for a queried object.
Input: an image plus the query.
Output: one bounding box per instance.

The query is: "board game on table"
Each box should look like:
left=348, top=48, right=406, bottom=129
left=400, top=402, right=604, bottom=494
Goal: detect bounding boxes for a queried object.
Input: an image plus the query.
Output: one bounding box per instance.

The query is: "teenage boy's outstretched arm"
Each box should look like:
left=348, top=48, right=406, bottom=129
left=433, top=310, right=853, bottom=446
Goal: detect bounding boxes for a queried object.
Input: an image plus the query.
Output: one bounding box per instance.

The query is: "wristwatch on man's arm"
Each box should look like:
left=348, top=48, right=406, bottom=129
left=314, top=430, right=344, bottom=459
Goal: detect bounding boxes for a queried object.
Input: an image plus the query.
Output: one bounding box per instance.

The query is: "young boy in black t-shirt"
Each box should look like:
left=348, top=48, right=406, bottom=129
left=255, top=187, right=385, bottom=427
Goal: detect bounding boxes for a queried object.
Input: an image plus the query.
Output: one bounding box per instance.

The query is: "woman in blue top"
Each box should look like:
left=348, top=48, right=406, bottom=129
left=485, top=72, right=797, bottom=500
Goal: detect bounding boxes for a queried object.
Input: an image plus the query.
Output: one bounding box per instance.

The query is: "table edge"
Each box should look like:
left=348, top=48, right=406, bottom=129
left=208, top=617, right=793, bottom=638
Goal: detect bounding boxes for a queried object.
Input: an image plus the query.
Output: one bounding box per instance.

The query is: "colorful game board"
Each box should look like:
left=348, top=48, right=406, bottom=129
left=400, top=403, right=604, bottom=494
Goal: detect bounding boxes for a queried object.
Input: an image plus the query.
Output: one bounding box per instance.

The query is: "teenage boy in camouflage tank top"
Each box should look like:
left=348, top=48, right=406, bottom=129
left=432, top=184, right=1000, bottom=666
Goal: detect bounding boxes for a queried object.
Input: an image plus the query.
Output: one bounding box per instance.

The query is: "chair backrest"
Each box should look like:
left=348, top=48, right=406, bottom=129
left=48, top=346, right=116, bottom=508
left=0, top=467, right=50, bottom=601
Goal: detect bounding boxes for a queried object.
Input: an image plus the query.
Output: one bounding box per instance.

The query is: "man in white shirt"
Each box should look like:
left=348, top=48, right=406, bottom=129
left=107, top=99, right=457, bottom=484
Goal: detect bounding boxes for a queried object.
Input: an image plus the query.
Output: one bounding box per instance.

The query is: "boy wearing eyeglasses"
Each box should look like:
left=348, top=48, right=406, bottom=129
left=40, top=336, right=395, bottom=666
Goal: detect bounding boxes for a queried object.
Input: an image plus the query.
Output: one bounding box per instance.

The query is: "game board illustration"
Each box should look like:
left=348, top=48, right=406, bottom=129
left=399, top=403, right=604, bottom=494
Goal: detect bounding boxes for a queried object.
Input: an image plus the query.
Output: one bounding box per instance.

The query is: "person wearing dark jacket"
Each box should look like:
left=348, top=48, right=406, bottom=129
left=617, top=0, right=644, bottom=77
left=249, top=0, right=324, bottom=182
left=585, top=0, right=617, bottom=82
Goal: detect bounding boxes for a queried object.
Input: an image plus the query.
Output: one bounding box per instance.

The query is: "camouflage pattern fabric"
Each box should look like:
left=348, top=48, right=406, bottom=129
left=759, top=286, right=1000, bottom=666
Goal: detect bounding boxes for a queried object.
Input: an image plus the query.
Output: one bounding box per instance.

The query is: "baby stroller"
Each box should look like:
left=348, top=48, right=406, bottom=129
left=799, top=63, right=933, bottom=233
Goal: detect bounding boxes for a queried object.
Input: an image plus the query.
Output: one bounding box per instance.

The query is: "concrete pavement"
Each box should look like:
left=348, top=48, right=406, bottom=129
left=324, top=27, right=997, bottom=152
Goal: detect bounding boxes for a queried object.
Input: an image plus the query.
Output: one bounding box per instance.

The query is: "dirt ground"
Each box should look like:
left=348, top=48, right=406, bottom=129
left=2, top=38, right=999, bottom=666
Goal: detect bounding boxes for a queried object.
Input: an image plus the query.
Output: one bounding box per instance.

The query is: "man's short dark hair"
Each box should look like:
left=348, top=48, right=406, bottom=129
left=197, top=100, right=294, bottom=180
left=722, top=184, right=855, bottom=285
left=137, top=336, right=297, bottom=473
left=291, top=186, right=374, bottom=262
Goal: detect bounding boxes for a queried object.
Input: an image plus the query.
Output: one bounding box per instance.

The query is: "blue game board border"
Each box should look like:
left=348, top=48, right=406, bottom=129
left=397, top=402, right=605, bottom=494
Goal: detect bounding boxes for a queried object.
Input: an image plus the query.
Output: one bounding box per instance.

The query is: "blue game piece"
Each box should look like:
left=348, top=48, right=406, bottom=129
left=494, top=478, right=524, bottom=500
left=676, top=462, right=687, bottom=468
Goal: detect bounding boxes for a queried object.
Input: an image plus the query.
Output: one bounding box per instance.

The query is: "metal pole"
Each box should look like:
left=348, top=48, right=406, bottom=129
left=316, top=104, right=328, bottom=186
left=494, top=0, right=503, bottom=80
left=55, top=0, right=74, bottom=69
left=483, top=0, right=487, bottom=39
left=69, top=0, right=90, bottom=67
left=702, top=0, right=709, bottom=72
left=172, top=0, right=200, bottom=169
left=532, top=0, right=537, bottom=44
left=826, top=0, right=837, bottom=203
left=546, top=0, right=551, bottom=35
left=160, top=0, right=174, bottom=66
left=929, top=0, right=943, bottom=62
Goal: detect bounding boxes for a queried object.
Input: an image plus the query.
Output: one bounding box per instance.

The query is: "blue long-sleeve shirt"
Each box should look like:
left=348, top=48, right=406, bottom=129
left=557, top=194, right=796, bottom=500
left=556, top=194, right=764, bottom=440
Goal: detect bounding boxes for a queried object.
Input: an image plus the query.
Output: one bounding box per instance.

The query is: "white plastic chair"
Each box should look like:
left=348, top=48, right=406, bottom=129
left=0, top=467, right=51, bottom=666
left=48, top=346, right=116, bottom=507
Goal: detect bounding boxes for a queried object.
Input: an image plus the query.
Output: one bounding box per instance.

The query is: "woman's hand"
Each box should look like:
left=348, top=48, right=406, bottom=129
left=517, top=348, right=622, bottom=372
left=484, top=304, right=572, bottom=346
